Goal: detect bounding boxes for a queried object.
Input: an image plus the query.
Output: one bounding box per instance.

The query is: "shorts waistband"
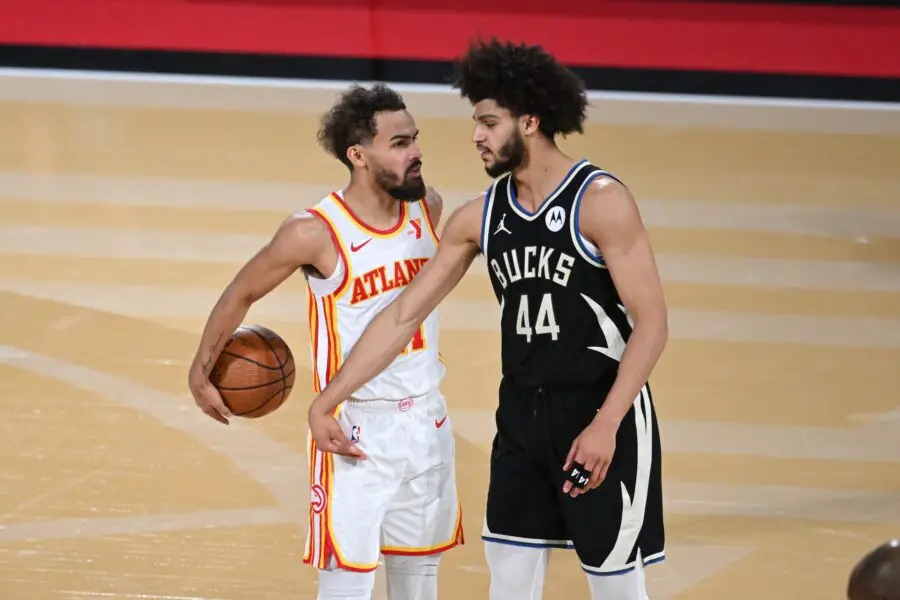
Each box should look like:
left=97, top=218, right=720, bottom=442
left=345, top=392, right=437, bottom=412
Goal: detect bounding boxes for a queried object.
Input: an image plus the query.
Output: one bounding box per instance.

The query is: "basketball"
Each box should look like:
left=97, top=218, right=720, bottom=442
left=208, top=324, right=296, bottom=418
left=847, top=539, right=900, bottom=600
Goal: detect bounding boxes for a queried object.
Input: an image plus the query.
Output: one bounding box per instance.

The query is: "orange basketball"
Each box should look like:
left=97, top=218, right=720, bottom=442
left=209, top=324, right=296, bottom=418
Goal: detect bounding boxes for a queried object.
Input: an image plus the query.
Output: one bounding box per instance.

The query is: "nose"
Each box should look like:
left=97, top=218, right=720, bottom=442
left=472, top=124, right=486, bottom=144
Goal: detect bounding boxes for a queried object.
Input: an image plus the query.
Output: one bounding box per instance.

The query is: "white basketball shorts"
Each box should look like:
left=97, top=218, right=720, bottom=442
left=303, top=390, right=464, bottom=572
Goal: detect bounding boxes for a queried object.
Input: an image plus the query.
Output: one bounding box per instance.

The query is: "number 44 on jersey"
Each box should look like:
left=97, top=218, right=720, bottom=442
left=515, top=292, right=560, bottom=342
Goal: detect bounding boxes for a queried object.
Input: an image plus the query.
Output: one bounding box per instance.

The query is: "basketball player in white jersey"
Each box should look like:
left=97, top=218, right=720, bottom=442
left=307, top=41, right=668, bottom=600
left=188, top=83, right=463, bottom=600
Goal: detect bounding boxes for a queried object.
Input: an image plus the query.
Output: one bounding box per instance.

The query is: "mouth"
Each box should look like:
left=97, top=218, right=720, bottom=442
left=407, top=163, right=422, bottom=178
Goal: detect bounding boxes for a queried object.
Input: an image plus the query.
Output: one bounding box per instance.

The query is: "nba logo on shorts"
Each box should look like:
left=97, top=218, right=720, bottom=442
left=350, top=425, right=361, bottom=444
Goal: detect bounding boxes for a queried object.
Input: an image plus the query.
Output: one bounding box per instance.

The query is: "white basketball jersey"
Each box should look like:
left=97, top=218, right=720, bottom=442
left=305, top=191, right=445, bottom=401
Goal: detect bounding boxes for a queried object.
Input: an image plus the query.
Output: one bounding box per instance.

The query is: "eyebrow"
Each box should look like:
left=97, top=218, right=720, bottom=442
left=473, top=113, right=499, bottom=121
left=390, top=129, right=419, bottom=141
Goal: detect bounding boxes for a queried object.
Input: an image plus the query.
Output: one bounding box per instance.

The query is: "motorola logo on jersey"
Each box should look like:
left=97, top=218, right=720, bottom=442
left=545, top=206, right=566, bottom=233
left=489, top=246, right=575, bottom=290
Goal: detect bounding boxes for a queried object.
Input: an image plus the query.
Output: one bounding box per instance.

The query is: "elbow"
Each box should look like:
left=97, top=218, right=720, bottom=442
left=225, top=282, right=256, bottom=311
left=654, top=308, right=669, bottom=350
left=393, top=300, right=419, bottom=333
left=635, top=306, right=669, bottom=350
left=659, top=315, right=669, bottom=349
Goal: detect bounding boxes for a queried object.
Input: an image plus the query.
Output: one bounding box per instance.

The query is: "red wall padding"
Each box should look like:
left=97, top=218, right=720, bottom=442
left=1, top=0, right=898, bottom=78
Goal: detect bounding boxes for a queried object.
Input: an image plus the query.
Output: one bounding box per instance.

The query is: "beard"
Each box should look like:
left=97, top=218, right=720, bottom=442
left=374, top=160, right=426, bottom=202
left=484, top=130, right=527, bottom=178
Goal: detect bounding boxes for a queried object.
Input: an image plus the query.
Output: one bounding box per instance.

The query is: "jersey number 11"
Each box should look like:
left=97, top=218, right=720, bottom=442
left=399, top=324, right=427, bottom=355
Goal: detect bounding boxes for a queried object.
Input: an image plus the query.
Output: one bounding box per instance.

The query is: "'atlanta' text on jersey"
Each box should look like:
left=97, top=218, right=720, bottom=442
left=480, top=160, right=635, bottom=388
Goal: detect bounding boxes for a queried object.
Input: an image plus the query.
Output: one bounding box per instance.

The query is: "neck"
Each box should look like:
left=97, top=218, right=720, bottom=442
left=342, top=175, right=402, bottom=225
left=512, top=139, right=577, bottom=212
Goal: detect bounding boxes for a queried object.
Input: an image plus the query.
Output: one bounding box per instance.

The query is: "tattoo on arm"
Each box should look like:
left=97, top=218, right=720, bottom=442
left=201, top=329, right=225, bottom=376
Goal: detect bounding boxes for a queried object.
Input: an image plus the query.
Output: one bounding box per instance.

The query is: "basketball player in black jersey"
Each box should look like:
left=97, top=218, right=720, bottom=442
left=308, top=39, right=669, bottom=599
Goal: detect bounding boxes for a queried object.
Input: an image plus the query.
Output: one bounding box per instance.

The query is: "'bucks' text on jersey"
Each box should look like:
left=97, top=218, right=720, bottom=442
left=480, top=160, right=634, bottom=387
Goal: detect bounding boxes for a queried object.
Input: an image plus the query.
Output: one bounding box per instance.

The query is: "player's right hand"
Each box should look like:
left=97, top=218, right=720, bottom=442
left=308, top=406, right=367, bottom=460
left=189, top=375, right=233, bottom=426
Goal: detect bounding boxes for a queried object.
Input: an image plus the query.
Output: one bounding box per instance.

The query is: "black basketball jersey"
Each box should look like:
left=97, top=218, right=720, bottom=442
left=480, top=160, right=633, bottom=388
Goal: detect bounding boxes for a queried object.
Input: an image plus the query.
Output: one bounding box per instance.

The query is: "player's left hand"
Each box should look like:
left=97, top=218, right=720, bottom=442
left=562, top=416, right=619, bottom=498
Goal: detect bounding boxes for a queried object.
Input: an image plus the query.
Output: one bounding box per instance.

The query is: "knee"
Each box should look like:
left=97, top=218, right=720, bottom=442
left=317, top=567, right=375, bottom=600
left=485, top=541, right=550, bottom=596
left=384, top=553, right=441, bottom=577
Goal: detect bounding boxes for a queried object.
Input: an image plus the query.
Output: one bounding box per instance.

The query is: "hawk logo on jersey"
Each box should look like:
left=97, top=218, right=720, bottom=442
left=545, top=206, right=566, bottom=232
left=310, top=484, right=327, bottom=514
left=350, top=257, right=430, bottom=305
left=494, top=213, right=512, bottom=236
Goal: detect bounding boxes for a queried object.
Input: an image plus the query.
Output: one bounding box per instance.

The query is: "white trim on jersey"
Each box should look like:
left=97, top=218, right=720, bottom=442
left=480, top=182, right=498, bottom=254
left=506, top=160, right=592, bottom=221
left=569, top=168, right=609, bottom=270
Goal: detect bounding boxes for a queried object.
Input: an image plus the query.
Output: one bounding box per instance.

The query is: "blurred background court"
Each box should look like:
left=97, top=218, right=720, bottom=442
left=1, top=1, right=899, bottom=599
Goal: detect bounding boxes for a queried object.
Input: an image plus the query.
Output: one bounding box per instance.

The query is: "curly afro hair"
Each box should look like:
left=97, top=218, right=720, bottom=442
left=318, top=83, right=407, bottom=169
left=452, top=38, right=588, bottom=140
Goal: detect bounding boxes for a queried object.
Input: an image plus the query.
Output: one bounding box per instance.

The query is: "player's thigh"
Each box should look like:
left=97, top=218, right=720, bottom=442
left=483, top=432, right=570, bottom=546
left=383, top=392, right=461, bottom=553
left=557, top=392, right=659, bottom=575
left=306, top=404, right=405, bottom=570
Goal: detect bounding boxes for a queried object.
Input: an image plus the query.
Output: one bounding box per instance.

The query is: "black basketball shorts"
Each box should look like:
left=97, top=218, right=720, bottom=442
left=481, top=377, right=666, bottom=575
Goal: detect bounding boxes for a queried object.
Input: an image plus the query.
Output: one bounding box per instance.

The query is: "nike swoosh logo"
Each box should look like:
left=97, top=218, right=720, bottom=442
left=435, top=415, right=448, bottom=429
left=350, top=238, right=372, bottom=252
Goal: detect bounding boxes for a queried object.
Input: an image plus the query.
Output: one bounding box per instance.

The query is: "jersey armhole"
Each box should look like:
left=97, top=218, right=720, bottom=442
left=479, top=183, right=497, bottom=254
left=569, top=170, right=615, bottom=269
left=418, top=198, right=441, bottom=244
left=305, top=207, right=351, bottom=297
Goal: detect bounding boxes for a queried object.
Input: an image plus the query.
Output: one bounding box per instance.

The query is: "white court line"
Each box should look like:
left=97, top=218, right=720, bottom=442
left=449, top=410, right=900, bottom=464
left=2, top=67, right=898, bottom=133
left=3, top=226, right=898, bottom=292
left=1, top=172, right=898, bottom=238
left=2, top=279, right=899, bottom=347
left=1, top=346, right=897, bottom=598
left=3, top=66, right=900, bottom=111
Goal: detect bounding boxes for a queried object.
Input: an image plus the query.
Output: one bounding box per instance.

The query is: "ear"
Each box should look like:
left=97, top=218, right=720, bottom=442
left=520, top=114, right=540, bottom=136
left=346, top=145, right=367, bottom=169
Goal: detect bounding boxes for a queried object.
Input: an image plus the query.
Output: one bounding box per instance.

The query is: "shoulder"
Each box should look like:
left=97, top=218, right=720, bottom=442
left=439, top=191, right=487, bottom=245
left=580, top=175, right=639, bottom=220
left=268, top=209, right=334, bottom=255
left=454, top=191, right=489, bottom=219
left=424, top=185, right=444, bottom=225
left=578, top=175, right=645, bottom=245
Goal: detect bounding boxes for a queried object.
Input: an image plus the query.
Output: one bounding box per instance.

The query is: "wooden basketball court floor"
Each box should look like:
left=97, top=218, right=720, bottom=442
left=0, top=68, right=898, bottom=600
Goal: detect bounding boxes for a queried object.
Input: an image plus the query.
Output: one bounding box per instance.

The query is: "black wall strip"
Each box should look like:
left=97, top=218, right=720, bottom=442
left=2, top=44, right=898, bottom=103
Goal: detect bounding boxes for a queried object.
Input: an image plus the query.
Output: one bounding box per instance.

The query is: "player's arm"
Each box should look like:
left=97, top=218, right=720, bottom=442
left=188, top=213, right=330, bottom=424
left=563, top=178, right=668, bottom=494
left=308, top=195, right=484, bottom=455
left=582, top=177, right=668, bottom=425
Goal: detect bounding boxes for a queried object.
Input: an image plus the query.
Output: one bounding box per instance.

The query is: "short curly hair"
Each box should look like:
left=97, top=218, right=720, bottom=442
left=452, top=39, right=588, bottom=139
left=318, top=83, right=407, bottom=169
